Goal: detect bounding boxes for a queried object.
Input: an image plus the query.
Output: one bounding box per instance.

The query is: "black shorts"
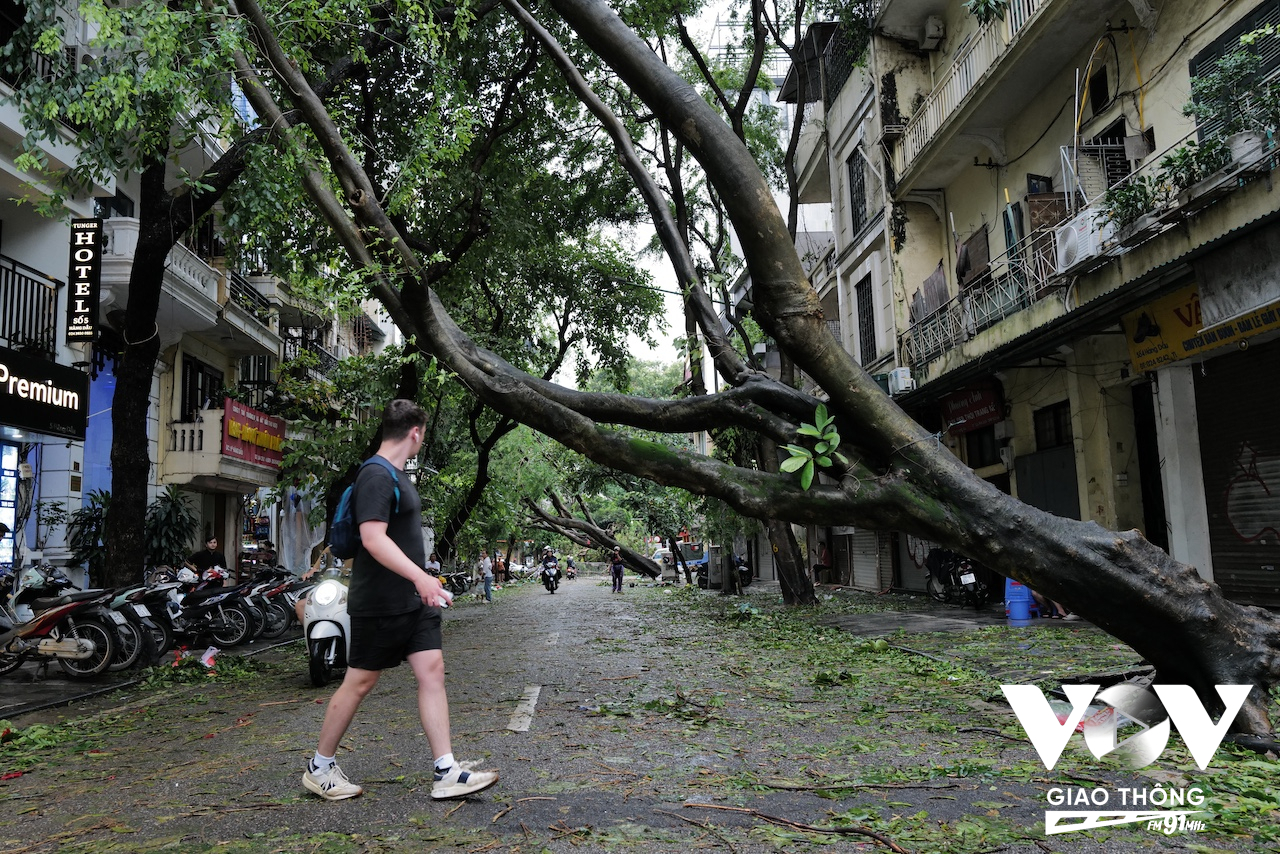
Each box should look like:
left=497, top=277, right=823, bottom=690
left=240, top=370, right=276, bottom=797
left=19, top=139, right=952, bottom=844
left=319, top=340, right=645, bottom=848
left=348, top=606, right=442, bottom=671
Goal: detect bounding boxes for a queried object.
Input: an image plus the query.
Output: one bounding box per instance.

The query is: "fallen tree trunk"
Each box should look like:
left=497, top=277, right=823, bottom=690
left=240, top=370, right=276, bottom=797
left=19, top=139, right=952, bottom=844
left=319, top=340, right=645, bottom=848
left=229, top=0, right=1280, bottom=734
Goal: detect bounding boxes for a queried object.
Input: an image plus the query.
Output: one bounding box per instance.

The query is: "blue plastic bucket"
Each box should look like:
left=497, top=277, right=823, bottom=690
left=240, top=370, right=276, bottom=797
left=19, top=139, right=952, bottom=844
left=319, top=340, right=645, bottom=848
left=1005, top=578, right=1036, bottom=620
left=1007, top=595, right=1032, bottom=621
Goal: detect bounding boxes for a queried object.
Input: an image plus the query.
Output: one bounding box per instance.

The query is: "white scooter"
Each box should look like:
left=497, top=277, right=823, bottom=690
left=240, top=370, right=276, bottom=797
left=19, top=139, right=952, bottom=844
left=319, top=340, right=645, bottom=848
left=304, top=572, right=350, bottom=687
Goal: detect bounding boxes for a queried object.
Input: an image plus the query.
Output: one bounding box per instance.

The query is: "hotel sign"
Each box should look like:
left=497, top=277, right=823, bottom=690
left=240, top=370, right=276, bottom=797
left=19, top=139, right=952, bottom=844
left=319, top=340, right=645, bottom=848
left=221, top=397, right=284, bottom=469
left=66, top=218, right=103, bottom=343
left=0, top=345, right=89, bottom=440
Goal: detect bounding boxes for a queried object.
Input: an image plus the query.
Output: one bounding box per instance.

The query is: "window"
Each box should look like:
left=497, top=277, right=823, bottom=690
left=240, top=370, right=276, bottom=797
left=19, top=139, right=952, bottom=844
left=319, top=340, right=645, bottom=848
left=181, top=355, right=224, bottom=422
left=966, top=425, right=1001, bottom=469
left=847, top=149, right=869, bottom=235
left=93, top=190, right=135, bottom=219
left=1087, top=67, right=1109, bottom=116
left=1033, top=400, right=1073, bottom=450
left=854, top=274, right=875, bottom=365
left=0, top=443, right=17, bottom=568
left=1189, top=0, right=1280, bottom=141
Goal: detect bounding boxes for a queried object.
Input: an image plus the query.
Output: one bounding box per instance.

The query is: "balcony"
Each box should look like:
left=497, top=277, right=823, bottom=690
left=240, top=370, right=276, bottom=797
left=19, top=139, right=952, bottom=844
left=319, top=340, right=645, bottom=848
left=795, top=101, right=831, bottom=204
left=885, top=0, right=1123, bottom=193
left=0, top=253, right=61, bottom=358
left=898, top=118, right=1280, bottom=378
left=100, top=218, right=280, bottom=357
left=898, top=225, right=1061, bottom=372
left=161, top=410, right=278, bottom=492
left=282, top=332, right=339, bottom=376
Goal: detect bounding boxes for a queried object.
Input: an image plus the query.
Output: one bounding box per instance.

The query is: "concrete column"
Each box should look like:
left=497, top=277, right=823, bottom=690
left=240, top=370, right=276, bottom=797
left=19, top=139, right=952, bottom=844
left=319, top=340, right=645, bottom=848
left=1154, top=364, right=1213, bottom=580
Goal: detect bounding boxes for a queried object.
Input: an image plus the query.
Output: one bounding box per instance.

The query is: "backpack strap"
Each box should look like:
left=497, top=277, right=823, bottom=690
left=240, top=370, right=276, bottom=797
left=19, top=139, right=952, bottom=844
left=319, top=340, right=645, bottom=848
left=360, top=456, right=401, bottom=513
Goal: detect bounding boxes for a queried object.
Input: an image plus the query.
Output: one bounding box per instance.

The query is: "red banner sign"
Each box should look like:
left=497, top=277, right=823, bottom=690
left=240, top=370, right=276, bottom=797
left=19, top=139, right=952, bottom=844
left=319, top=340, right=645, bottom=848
left=221, top=397, right=284, bottom=469
left=941, top=383, right=1004, bottom=434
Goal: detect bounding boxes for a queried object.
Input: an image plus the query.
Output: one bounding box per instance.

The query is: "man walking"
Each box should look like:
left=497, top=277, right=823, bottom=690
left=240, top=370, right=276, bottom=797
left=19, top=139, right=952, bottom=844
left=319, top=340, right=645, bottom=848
left=478, top=549, right=494, bottom=603
left=303, top=399, right=498, bottom=802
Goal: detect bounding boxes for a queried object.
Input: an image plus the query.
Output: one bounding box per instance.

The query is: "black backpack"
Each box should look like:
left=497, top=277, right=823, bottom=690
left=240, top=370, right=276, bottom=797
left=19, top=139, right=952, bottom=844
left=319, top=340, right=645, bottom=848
left=329, top=457, right=400, bottom=560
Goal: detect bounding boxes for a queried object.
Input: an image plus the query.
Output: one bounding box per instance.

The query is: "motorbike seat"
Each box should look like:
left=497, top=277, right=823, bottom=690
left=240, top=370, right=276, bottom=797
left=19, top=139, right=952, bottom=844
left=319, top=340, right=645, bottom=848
left=30, top=589, right=107, bottom=610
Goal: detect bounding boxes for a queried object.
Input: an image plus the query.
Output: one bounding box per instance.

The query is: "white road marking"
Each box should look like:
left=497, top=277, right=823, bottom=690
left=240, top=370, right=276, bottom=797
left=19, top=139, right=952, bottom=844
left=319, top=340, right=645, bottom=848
left=507, top=685, right=542, bottom=732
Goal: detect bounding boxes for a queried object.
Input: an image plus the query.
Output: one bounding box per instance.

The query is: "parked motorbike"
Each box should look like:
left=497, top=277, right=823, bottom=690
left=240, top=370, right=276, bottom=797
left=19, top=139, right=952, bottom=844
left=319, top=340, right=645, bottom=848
left=148, top=566, right=253, bottom=648
left=695, top=555, right=753, bottom=590
left=9, top=564, right=154, bottom=671
left=248, top=567, right=311, bottom=641
left=925, top=548, right=990, bottom=609
left=0, top=567, right=117, bottom=678
left=443, top=571, right=472, bottom=597
left=304, top=574, right=350, bottom=687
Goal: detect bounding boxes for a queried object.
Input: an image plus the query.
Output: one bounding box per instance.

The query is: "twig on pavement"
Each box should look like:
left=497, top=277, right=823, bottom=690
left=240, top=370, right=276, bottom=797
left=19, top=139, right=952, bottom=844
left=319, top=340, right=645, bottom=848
left=683, top=803, right=908, bottom=853
left=654, top=808, right=739, bottom=853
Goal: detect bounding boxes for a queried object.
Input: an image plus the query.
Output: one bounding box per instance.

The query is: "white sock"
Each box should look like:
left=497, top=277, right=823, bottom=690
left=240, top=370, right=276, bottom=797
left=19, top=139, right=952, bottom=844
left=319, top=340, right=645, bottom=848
left=312, top=751, right=336, bottom=771
left=434, top=752, right=455, bottom=772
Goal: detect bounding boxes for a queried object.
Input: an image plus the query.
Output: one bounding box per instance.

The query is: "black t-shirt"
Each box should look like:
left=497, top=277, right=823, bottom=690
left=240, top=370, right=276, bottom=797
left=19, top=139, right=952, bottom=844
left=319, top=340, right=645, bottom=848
left=189, top=549, right=228, bottom=572
left=348, top=457, right=425, bottom=617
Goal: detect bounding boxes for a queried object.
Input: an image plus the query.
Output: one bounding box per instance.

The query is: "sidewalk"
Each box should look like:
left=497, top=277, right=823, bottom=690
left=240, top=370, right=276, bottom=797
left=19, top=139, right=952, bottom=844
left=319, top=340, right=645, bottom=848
left=0, top=574, right=1272, bottom=853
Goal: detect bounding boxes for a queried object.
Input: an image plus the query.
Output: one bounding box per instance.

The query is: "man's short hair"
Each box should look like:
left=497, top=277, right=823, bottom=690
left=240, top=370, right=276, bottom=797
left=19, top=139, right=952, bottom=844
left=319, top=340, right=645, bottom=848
left=381, top=399, right=428, bottom=441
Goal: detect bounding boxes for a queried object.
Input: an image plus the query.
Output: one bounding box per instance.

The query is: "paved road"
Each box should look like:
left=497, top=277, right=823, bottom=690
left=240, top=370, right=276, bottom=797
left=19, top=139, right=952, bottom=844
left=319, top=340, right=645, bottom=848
left=0, top=576, right=1215, bottom=854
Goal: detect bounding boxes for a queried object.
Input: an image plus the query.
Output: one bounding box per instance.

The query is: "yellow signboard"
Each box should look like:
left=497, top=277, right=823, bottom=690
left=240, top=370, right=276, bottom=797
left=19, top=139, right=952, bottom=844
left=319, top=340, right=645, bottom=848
left=1122, top=284, right=1280, bottom=373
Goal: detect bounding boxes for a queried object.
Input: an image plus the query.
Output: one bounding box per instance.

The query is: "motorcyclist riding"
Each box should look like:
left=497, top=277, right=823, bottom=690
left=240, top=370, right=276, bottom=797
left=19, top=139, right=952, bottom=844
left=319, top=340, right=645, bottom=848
left=539, top=548, right=562, bottom=594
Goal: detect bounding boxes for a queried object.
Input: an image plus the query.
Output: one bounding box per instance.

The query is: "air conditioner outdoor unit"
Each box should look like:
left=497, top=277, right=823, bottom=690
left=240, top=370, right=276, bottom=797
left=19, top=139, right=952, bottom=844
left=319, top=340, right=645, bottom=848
left=1054, top=210, right=1114, bottom=274
left=887, top=366, right=915, bottom=395
left=921, top=16, right=945, bottom=51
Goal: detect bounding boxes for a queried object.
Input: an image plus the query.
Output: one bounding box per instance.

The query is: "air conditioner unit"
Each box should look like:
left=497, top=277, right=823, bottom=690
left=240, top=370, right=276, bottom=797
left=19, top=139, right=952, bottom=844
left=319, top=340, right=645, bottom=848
left=887, top=366, right=915, bottom=395
left=921, top=16, right=945, bottom=51
left=1054, top=210, right=1114, bottom=274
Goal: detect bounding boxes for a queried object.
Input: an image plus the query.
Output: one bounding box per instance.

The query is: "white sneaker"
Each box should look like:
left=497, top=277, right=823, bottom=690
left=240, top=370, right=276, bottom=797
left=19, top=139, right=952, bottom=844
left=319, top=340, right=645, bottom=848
left=303, top=761, right=363, bottom=800
left=432, top=761, right=498, bottom=799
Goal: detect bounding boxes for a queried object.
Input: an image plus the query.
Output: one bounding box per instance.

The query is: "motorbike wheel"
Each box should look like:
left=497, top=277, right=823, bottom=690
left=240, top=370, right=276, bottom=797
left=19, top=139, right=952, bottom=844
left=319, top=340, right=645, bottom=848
left=148, top=616, right=174, bottom=658
left=259, top=601, right=293, bottom=640
left=58, top=619, right=115, bottom=678
left=738, top=567, right=753, bottom=587
left=0, top=651, right=25, bottom=676
left=925, top=572, right=950, bottom=602
left=209, top=606, right=251, bottom=648
left=108, top=617, right=147, bottom=671
left=241, top=601, right=267, bottom=640
left=966, top=581, right=990, bottom=609
left=309, top=637, right=340, bottom=687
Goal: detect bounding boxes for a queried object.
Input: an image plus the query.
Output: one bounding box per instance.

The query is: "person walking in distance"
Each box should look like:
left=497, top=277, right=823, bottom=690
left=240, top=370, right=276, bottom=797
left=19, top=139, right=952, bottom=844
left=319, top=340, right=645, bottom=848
left=610, top=548, right=625, bottom=593
left=478, top=549, right=494, bottom=603
left=303, top=400, right=498, bottom=802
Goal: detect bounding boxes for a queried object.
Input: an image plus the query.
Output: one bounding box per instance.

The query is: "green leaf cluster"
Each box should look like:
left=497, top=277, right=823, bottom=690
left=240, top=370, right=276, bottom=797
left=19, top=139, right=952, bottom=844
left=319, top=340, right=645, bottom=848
left=780, top=403, right=849, bottom=489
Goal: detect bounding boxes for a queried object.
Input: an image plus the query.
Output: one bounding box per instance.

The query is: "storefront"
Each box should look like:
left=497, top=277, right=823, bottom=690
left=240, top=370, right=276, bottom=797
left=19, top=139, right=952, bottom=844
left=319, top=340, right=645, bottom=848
left=0, top=344, right=90, bottom=566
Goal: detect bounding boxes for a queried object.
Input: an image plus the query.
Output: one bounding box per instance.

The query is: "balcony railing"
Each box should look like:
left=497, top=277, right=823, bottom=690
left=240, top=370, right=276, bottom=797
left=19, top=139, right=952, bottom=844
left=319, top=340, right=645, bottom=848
left=228, top=270, right=272, bottom=326
left=894, top=0, right=1048, bottom=179
left=282, top=333, right=338, bottom=375
left=0, top=253, right=61, bottom=358
left=898, top=228, right=1060, bottom=371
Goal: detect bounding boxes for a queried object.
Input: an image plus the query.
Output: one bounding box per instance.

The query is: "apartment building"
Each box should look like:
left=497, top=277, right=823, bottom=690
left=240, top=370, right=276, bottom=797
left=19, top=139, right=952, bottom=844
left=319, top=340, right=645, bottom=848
left=783, top=0, right=1280, bottom=606
left=0, top=8, right=386, bottom=578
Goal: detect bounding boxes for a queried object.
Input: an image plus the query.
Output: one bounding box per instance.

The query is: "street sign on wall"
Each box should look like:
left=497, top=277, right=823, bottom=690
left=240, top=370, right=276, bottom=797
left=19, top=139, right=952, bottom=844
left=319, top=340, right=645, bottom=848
left=0, top=345, right=89, bottom=440
left=221, top=397, right=284, bottom=469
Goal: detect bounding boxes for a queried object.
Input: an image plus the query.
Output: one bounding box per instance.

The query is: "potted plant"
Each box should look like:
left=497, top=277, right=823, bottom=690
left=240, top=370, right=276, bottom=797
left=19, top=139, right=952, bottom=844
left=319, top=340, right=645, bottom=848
left=1183, top=27, right=1280, bottom=167
left=1159, top=138, right=1233, bottom=210
left=963, top=0, right=1008, bottom=26
left=1099, top=175, right=1168, bottom=244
